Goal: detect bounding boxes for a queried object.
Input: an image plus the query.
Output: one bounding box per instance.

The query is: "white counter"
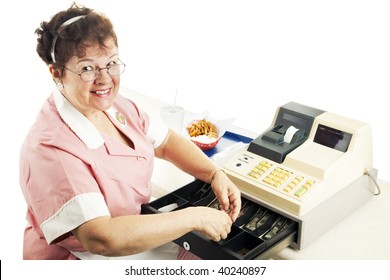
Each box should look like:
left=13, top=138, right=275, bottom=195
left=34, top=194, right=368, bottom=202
left=122, top=87, right=390, bottom=260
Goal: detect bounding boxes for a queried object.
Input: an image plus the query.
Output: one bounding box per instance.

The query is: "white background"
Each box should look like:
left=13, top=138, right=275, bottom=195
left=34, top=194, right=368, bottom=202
left=1, top=0, right=389, bottom=277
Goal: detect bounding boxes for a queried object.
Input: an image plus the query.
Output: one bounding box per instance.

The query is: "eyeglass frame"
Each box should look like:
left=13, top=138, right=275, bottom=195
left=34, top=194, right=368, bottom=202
left=62, top=59, right=126, bottom=82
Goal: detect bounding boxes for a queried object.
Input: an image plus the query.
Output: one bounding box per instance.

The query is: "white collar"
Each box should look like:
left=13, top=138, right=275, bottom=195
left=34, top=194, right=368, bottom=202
left=53, top=88, right=120, bottom=149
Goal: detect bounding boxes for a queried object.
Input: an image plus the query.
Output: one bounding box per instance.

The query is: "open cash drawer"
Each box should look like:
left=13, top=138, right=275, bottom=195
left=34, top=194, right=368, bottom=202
left=141, top=179, right=298, bottom=260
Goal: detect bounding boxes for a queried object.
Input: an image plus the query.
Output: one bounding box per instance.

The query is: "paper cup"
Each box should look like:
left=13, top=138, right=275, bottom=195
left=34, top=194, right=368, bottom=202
left=160, top=105, right=185, bottom=132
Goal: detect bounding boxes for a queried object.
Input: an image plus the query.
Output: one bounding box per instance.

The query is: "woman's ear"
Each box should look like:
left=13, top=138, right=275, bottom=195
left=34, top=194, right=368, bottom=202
left=49, top=64, right=61, bottom=79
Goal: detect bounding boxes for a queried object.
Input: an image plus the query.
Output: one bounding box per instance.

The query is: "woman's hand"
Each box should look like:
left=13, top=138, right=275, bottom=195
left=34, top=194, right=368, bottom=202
left=155, top=130, right=241, bottom=224
left=191, top=206, right=233, bottom=242
left=210, top=170, right=241, bottom=222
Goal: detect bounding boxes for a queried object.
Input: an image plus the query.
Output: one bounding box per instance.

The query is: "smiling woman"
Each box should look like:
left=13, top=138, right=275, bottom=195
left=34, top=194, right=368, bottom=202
left=52, top=41, right=122, bottom=118
left=19, top=2, right=242, bottom=260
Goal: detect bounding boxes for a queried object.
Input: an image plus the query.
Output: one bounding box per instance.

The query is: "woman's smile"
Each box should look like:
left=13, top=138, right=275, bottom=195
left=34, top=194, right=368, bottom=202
left=91, top=88, right=111, bottom=97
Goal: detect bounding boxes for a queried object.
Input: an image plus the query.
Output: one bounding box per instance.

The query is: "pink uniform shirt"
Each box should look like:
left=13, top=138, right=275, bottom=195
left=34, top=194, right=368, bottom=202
left=19, top=89, right=168, bottom=259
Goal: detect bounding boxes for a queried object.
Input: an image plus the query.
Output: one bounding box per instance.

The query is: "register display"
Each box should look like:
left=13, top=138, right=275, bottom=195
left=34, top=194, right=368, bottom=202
left=313, top=124, right=352, bottom=152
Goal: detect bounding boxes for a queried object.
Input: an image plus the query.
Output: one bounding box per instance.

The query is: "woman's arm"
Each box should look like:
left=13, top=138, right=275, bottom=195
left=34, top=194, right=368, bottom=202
left=72, top=205, right=231, bottom=257
left=154, top=129, right=242, bottom=222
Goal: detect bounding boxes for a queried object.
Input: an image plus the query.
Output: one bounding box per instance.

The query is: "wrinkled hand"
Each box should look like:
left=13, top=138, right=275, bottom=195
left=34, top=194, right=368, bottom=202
left=210, top=170, right=241, bottom=222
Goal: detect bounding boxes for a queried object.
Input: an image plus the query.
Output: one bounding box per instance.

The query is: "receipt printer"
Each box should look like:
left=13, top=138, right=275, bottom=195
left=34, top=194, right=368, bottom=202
left=248, top=102, right=324, bottom=163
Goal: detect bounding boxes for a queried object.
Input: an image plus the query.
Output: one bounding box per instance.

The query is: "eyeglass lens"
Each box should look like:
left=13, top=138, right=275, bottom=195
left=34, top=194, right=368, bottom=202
left=81, top=64, right=125, bottom=82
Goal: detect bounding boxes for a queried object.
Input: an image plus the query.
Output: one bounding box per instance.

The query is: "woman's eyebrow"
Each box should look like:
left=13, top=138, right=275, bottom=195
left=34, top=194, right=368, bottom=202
left=76, top=54, right=119, bottom=64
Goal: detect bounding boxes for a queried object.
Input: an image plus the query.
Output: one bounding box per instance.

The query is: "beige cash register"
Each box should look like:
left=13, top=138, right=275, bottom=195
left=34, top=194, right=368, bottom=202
left=143, top=101, right=379, bottom=259
left=223, top=102, right=378, bottom=249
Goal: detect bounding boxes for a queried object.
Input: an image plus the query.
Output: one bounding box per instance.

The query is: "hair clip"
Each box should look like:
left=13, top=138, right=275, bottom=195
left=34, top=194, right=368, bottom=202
left=50, top=15, right=87, bottom=63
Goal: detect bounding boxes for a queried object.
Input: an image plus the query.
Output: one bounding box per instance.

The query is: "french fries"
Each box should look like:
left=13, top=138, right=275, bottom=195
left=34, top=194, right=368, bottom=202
left=186, top=119, right=219, bottom=138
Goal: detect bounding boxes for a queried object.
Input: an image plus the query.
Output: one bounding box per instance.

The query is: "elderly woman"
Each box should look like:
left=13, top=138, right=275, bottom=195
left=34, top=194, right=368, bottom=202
left=19, top=3, right=241, bottom=260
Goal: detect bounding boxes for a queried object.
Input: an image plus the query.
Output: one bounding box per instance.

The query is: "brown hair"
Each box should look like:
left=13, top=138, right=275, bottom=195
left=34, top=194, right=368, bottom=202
left=35, top=3, right=118, bottom=70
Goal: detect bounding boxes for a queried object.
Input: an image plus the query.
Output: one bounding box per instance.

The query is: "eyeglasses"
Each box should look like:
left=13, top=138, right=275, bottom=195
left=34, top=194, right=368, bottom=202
left=63, top=60, right=126, bottom=82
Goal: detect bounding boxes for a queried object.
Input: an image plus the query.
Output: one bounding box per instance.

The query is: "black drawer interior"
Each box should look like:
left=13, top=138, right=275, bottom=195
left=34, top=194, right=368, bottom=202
left=141, top=179, right=298, bottom=259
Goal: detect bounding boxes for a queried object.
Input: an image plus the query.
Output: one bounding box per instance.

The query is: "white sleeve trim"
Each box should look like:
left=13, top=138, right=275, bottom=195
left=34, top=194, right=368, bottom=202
left=147, top=120, right=169, bottom=148
left=41, top=192, right=110, bottom=244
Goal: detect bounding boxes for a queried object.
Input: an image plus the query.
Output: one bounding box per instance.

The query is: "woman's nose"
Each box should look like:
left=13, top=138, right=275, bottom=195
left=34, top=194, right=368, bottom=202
left=94, top=69, right=111, bottom=84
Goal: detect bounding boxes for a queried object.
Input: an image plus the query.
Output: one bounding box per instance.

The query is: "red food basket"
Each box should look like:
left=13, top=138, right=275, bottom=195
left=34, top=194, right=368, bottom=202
left=190, top=137, right=222, bottom=151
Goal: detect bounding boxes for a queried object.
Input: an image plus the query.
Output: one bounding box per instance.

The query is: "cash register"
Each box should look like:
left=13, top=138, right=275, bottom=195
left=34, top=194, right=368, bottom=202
left=142, top=102, right=378, bottom=259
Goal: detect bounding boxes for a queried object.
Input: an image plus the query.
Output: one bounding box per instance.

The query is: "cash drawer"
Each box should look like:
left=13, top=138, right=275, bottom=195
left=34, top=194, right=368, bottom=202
left=141, top=179, right=298, bottom=260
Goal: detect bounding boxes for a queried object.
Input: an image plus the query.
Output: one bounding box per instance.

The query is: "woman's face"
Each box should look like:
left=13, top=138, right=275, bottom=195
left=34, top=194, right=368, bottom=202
left=58, top=38, right=121, bottom=118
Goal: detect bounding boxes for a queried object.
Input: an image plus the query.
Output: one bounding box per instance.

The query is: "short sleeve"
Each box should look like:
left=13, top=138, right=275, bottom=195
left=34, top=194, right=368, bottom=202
left=23, top=142, right=110, bottom=244
left=116, top=95, right=169, bottom=148
left=146, top=119, right=169, bottom=148
left=126, top=97, right=169, bottom=148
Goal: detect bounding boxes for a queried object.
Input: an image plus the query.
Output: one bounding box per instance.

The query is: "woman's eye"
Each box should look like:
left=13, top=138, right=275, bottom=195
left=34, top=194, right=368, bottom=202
left=82, top=66, right=94, bottom=72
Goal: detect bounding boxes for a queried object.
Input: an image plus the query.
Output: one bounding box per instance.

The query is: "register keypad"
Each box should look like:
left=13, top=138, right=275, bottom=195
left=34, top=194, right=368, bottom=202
left=248, top=161, right=272, bottom=179
left=263, top=167, right=292, bottom=188
left=247, top=160, right=316, bottom=199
